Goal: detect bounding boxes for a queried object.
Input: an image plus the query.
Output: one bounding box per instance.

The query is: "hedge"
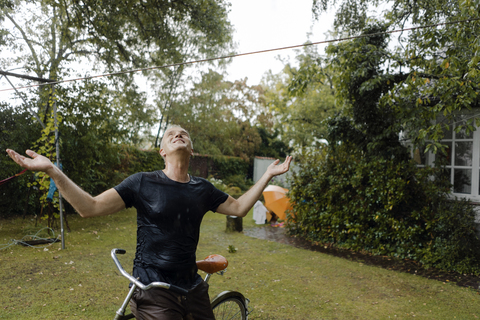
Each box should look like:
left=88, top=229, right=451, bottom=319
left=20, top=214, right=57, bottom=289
left=287, top=144, right=480, bottom=275
left=1, top=145, right=251, bottom=218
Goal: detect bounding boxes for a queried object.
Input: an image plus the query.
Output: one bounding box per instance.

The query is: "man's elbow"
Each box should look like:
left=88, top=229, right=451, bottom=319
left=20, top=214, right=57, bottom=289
left=238, top=210, right=249, bottom=218
left=77, top=210, right=94, bottom=218
left=76, top=202, right=104, bottom=218
left=231, top=203, right=249, bottom=218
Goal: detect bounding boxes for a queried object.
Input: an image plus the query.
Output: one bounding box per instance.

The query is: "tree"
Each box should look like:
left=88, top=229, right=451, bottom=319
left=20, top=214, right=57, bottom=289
left=311, top=0, right=480, bottom=148
left=0, top=0, right=234, bottom=218
left=150, top=16, right=234, bottom=148
left=1, top=0, right=233, bottom=78
left=0, top=0, right=234, bottom=142
left=165, top=69, right=283, bottom=161
left=287, top=21, right=480, bottom=274
left=284, top=0, right=480, bottom=274
left=57, top=79, right=151, bottom=187
left=0, top=103, right=41, bottom=218
left=255, top=127, right=292, bottom=159
left=263, top=45, right=338, bottom=152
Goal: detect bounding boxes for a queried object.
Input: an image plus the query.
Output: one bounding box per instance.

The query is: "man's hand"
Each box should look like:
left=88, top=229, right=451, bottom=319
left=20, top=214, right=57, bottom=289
left=6, top=148, right=126, bottom=218
left=6, top=149, right=55, bottom=173
left=266, top=156, right=293, bottom=178
left=216, top=155, right=293, bottom=217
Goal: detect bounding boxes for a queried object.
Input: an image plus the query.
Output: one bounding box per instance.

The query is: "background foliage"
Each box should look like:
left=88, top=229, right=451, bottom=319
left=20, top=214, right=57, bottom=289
left=0, top=103, right=41, bottom=217
left=263, top=44, right=339, bottom=151
left=0, top=141, right=253, bottom=217
left=286, top=4, right=480, bottom=274
left=288, top=144, right=480, bottom=274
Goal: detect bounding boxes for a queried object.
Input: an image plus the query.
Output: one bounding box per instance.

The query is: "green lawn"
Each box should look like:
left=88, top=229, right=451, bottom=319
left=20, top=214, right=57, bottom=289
left=0, top=209, right=479, bottom=319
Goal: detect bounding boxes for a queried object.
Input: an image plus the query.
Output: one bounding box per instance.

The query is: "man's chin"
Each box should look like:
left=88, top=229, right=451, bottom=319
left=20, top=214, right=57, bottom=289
left=168, top=146, right=192, bottom=154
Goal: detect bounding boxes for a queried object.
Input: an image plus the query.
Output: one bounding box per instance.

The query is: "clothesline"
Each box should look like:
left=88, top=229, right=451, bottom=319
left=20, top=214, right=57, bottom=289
left=1, top=17, right=478, bottom=93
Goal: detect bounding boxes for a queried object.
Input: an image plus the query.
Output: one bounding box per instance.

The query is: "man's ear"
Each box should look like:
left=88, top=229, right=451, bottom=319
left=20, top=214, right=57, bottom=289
left=190, top=149, right=194, bottom=156
left=160, top=148, right=166, bottom=157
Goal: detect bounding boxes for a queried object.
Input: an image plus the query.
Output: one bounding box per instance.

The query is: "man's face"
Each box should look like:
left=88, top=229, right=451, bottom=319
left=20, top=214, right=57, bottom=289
left=160, top=127, right=193, bottom=158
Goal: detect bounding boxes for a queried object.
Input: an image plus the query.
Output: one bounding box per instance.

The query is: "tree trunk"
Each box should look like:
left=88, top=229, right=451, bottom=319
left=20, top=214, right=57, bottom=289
left=226, top=216, right=243, bottom=232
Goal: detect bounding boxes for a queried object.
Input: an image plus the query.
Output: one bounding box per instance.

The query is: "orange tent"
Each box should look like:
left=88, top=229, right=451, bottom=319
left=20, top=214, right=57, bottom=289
left=262, top=185, right=293, bottom=221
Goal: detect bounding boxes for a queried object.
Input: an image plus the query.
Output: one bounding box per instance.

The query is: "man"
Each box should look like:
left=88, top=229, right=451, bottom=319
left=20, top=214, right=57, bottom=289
left=6, top=125, right=292, bottom=320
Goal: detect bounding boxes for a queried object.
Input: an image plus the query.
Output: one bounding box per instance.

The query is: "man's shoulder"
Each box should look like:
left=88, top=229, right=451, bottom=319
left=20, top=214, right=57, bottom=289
left=189, top=175, right=211, bottom=185
left=117, top=171, right=160, bottom=185
left=140, top=171, right=162, bottom=177
left=129, top=171, right=162, bottom=178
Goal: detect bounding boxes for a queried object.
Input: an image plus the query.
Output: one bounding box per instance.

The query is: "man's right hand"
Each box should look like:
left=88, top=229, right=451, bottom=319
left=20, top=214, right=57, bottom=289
left=6, top=148, right=126, bottom=218
left=6, top=149, right=55, bottom=174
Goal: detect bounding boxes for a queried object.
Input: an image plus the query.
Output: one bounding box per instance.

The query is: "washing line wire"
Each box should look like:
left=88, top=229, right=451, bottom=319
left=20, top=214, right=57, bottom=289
left=0, top=17, right=479, bottom=93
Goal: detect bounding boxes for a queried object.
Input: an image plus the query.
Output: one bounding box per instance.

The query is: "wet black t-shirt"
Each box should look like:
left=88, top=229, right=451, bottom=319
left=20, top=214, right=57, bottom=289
left=114, top=171, right=229, bottom=289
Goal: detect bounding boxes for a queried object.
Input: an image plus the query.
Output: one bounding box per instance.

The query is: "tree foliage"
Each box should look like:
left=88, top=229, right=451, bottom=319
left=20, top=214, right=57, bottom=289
left=0, top=0, right=233, bottom=76
left=0, top=103, right=41, bottom=217
left=255, top=127, right=292, bottom=159
left=263, top=45, right=338, bottom=151
left=0, top=80, right=153, bottom=217
left=312, top=0, right=480, bottom=147
left=0, top=0, right=235, bottom=148
left=324, top=23, right=412, bottom=161
left=286, top=1, right=480, bottom=273
left=164, top=69, right=286, bottom=161
left=0, top=0, right=234, bottom=218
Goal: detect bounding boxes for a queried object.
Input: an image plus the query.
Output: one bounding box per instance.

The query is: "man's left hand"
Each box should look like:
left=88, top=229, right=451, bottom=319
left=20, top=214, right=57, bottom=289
left=266, top=156, right=293, bottom=178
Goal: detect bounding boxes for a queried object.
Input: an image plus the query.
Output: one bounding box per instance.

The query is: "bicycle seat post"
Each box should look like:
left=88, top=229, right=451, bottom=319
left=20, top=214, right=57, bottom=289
left=204, top=273, right=212, bottom=283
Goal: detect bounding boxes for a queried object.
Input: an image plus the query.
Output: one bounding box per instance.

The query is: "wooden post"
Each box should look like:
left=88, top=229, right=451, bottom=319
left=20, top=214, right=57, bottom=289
left=226, top=215, right=243, bottom=232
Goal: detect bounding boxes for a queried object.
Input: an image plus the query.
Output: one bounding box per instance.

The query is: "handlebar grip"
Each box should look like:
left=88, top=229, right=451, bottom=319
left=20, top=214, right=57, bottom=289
left=115, top=249, right=126, bottom=255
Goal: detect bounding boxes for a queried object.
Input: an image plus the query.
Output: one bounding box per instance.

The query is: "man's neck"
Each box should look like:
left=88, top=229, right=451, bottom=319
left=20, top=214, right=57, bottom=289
left=162, top=155, right=190, bottom=183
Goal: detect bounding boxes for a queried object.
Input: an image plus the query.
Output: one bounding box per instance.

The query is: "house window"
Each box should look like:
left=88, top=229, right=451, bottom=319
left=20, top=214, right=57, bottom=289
left=416, top=114, right=480, bottom=201
left=440, top=121, right=474, bottom=195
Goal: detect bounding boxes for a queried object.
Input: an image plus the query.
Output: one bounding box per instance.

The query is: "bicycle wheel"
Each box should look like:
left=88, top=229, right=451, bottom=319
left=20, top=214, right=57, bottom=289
left=211, top=291, right=247, bottom=320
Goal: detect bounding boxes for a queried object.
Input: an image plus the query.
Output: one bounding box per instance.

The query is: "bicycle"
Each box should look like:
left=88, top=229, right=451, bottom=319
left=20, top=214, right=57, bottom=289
left=111, top=248, right=250, bottom=320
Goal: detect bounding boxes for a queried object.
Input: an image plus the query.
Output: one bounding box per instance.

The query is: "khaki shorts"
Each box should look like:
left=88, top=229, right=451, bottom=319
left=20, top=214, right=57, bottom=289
left=129, top=280, right=215, bottom=320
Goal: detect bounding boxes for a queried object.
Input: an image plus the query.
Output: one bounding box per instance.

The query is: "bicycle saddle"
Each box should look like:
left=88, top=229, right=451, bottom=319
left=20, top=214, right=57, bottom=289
left=196, top=254, right=228, bottom=274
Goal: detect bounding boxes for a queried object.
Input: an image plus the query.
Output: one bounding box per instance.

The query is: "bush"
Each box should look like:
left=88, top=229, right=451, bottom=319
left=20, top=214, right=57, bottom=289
left=223, top=174, right=253, bottom=193
left=0, top=105, right=43, bottom=218
left=2, top=136, right=251, bottom=219
left=211, top=155, right=250, bottom=180
left=287, top=143, right=480, bottom=275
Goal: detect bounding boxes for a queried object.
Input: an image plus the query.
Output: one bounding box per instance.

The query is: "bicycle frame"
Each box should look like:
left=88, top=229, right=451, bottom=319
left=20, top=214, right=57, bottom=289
left=111, top=248, right=249, bottom=320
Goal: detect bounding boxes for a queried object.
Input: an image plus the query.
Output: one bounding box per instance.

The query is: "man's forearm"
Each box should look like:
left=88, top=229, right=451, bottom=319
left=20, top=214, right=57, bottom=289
left=216, top=156, right=292, bottom=217
left=6, top=149, right=125, bottom=217
left=235, top=171, right=272, bottom=216
left=46, top=165, right=98, bottom=217
left=46, top=166, right=125, bottom=217
left=217, top=171, right=273, bottom=218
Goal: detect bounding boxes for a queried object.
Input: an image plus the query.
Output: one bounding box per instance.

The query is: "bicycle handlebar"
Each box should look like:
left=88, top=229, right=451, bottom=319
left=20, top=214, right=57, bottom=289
left=111, top=248, right=189, bottom=296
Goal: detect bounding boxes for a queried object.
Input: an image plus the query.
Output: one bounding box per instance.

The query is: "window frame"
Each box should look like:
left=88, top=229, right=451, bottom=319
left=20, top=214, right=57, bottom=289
left=418, top=114, right=480, bottom=202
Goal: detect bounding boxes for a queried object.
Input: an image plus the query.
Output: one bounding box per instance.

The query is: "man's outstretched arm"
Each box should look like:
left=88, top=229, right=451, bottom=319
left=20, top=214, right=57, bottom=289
left=6, top=149, right=125, bottom=218
left=216, top=156, right=293, bottom=217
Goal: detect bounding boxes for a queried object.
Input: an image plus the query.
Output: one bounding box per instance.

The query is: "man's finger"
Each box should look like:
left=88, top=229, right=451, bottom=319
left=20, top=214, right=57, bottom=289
left=25, top=149, right=37, bottom=158
left=6, top=149, right=19, bottom=161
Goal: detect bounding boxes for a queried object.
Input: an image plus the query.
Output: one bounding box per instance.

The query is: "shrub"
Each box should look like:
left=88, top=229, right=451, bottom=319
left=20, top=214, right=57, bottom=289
left=0, top=105, right=43, bottom=218
left=287, top=143, right=480, bottom=275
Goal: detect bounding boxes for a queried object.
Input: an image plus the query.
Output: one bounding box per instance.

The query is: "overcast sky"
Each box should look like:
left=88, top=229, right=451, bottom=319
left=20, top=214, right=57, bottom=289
left=0, top=1, right=336, bottom=93
left=225, top=0, right=335, bottom=85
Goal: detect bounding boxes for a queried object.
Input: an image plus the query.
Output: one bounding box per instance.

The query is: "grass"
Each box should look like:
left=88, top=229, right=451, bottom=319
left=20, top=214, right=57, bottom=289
left=0, top=209, right=479, bottom=319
